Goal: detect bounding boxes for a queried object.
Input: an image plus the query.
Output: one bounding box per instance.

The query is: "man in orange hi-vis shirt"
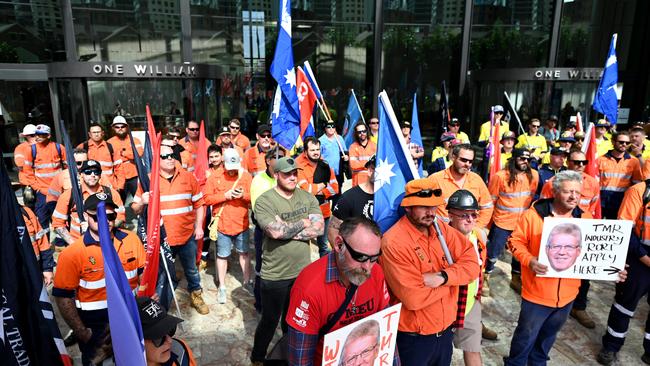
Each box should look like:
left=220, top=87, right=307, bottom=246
left=348, top=122, right=376, bottom=186
left=203, top=148, right=253, bottom=305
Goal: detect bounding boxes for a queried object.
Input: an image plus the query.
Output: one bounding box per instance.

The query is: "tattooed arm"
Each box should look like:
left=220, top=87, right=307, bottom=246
left=55, top=297, right=93, bottom=343
left=55, top=227, right=75, bottom=245
left=262, top=215, right=311, bottom=240
left=293, top=214, right=324, bottom=241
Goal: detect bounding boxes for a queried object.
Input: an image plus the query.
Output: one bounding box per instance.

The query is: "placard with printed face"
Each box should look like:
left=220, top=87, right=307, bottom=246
left=322, top=304, right=401, bottom=366
left=537, top=217, right=632, bottom=280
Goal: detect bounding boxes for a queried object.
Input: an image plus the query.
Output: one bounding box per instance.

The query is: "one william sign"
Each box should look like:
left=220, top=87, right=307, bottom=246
left=537, top=218, right=632, bottom=281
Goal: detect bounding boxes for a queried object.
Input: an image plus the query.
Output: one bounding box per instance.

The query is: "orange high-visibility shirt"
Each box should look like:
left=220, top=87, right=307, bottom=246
left=52, top=182, right=125, bottom=240
left=203, top=169, right=252, bottom=235
left=428, top=168, right=494, bottom=228
left=21, top=205, right=51, bottom=259
left=134, top=168, right=205, bottom=245
left=348, top=140, right=376, bottom=186
left=243, top=144, right=269, bottom=176
left=108, top=135, right=143, bottom=183
left=216, top=134, right=251, bottom=151
left=53, top=229, right=145, bottom=312
left=178, top=136, right=211, bottom=173
left=22, top=141, right=67, bottom=194
left=540, top=172, right=600, bottom=216
left=619, top=182, right=650, bottom=246
left=295, top=154, right=339, bottom=218
left=597, top=152, right=642, bottom=193
left=14, top=141, right=34, bottom=186
left=77, top=140, right=116, bottom=179
left=47, top=169, right=113, bottom=203
left=488, top=169, right=539, bottom=231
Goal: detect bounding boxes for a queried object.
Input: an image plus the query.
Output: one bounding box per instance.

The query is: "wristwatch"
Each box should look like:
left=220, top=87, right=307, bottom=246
left=439, top=271, right=448, bottom=285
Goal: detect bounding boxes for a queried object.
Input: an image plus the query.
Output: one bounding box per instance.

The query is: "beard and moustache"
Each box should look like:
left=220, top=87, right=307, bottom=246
left=338, top=250, right=371, bottom=286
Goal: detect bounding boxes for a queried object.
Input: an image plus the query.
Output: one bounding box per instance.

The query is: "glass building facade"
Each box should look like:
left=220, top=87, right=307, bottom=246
left=1, top=0, right=650, bottom=156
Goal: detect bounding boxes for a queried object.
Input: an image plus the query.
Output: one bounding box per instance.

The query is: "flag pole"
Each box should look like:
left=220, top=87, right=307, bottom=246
left=351, top=90, right=366, bottom=125
left=159, top=244, right=184, bottom=324
left=304, top=61, right=333, bottom=121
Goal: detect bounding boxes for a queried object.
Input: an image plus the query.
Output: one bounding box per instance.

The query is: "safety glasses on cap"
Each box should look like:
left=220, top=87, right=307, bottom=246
left=404, top=188, right=443, bottom=199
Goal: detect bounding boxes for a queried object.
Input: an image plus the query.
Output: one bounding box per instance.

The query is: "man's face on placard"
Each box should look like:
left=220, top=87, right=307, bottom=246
left=546, top=231, right=581, bottom=272
left=340, top=334, right=379, bottom=366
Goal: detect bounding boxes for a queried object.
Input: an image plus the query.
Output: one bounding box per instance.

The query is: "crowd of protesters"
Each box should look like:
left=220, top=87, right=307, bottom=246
left=10, top=105, right=650, bottom=366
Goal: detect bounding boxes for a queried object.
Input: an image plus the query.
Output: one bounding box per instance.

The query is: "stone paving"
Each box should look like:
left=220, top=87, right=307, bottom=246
left=56, top=247, right=648, bottom=366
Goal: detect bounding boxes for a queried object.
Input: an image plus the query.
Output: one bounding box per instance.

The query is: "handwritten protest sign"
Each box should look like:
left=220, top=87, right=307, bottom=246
left=322, top=303, right=401, bottom=366
left=537, top=218, right=632, bottom=280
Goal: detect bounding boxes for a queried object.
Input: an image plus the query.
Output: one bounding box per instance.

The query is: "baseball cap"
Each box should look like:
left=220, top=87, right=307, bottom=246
left=574, top=131, right=585, bottom=139
left=84, top=192, right=117, bottom=211
left=501, top=131, right=516, bottom=141
left=512, top=148, right=531, bottom=159
left=137, top=297, right=183, bottom=340
left=223, top=148, right=241, bottom=170
left=21, top=124, right=37, bottom=136
left=595, top=119, right=610, bottom=128
left=548, top=115, right=559, bottom=122
left=401, top=178, right=445, bottom=207
left=558, top=131, right=576, bottom=142
left=493, top=105, right=505, bottom=113
left=257, top=124, right=271, bottom=135
left=325, top=121, right=336, bottom=128
left=630, top=122, right=645, bottom=132
left=550, top=147, right=569, bottom=156
left=219, top=126, right=231, bottom=136
left=112, top=115, right=128, bottom=126
left=440, top=132, right=456, bottom=143
left=35, top=124, right=51, bottom=135
left=80, top=159, right=101, bottom=172
left=449, top=118, right=460, bottom=125
left=274, top=157, right=301, bottom=173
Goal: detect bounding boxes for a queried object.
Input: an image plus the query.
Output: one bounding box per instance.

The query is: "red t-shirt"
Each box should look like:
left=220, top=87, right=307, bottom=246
left=286, top=254, right=391, bottom=366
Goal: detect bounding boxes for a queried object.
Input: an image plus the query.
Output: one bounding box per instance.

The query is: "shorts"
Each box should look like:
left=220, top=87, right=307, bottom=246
left=216, top=230, right=250, bottom=258
left=453, top=300, right=482, bottom=353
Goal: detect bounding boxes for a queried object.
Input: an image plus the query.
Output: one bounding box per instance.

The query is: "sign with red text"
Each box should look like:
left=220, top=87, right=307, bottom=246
left=537, top=218, right=632, bottom=281
left=322, top=303, right=401, bottom=366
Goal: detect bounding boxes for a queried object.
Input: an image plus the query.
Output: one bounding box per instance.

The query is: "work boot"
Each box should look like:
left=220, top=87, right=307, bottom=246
left=510, top=273, right=522, bottom=294
left=190, top=289, right=210, bottom=314
left=482, top=273, right=491, bottom=297
left=642, top=352, right=650, bottom=365
left=570, top=308, right=596, bottom=329
left=481, top=322, right=498, bottom=340
left=596, top=349, right=616, bottom=365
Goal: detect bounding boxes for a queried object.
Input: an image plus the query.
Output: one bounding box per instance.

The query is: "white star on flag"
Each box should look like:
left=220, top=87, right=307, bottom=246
left=374, top=158, right=396, bottom=190
left=284, top=68, right=296, bottom=89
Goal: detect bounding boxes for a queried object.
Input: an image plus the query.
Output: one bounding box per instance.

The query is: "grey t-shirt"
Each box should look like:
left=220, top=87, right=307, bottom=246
left=254, top=188, right=321, bottom=281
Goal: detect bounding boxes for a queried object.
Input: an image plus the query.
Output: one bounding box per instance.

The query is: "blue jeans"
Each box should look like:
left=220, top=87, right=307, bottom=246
left=34, top=191, right=51, bottom=231
left=396, top=327, right=454, bottom=366
left=486, top=224, right=512, bottom=273
left=316, top=217, right=330, bottom=257
left=170, top=237, right=202, bottom=292
left=505, top=299, right=573, bottom=366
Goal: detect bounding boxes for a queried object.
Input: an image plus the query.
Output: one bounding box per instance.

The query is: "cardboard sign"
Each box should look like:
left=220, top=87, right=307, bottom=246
left=322, top=304, right=401, bottom=366
left=537, top=218, right=632, bottom=280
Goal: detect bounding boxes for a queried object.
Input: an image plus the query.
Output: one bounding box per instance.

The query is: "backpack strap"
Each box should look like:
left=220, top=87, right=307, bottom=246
left=318, top=284, right=358, bottom=337
left=106, top=142, right=114, bottom=163
left=31, top=144, right=36, bottom=162
left=55, top=143, right=63, bottom=169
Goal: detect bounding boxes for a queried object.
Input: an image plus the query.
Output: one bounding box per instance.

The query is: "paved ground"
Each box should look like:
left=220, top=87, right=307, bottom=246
left=55, top=245, right=648, bottom=366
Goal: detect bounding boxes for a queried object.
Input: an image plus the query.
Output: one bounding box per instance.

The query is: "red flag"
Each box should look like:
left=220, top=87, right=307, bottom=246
left=296, top=67, right=317, bottom=137
left=489, top=121, right=502, bottom=183
left=584, top=123, right=602, bottom=218
left=194, top=120, right=209, bottom=188
left=575, top=112, right=583, bottom=133
left=138, top=106, right=162, bottom=297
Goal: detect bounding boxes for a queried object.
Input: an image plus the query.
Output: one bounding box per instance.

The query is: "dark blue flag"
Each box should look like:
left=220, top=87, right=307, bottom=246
left=592, top=34, right=619, bottom=124
left=58, top=119, right=84, bottom=223
left=0, top=159, right=71, bottom=365
left=411, top=93, right=424, bottom=176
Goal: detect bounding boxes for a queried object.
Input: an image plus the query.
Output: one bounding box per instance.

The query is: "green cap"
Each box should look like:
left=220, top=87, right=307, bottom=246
left=274, top=157, right=301, bottom=173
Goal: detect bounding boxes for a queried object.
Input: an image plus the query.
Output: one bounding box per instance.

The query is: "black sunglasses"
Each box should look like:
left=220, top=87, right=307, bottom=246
left=616, top=140, right=630, bottom=145
left=152, top=326, right=177, bottom=347
left=187, top=127, right=200, bottom=132
left=87, top=212, right=118, bottom=222
left=113, top=125, right=127, bottom=129
left=404, top=188, right=443, bottom=199
left=82, top=169, right=101, bottom=176
left=160, top=153, right=175, bottom=160
left=341, top=237, right=382, bottom=263
left=517, top=156, right=531, bottom=161
left=356, top=130, right=367, bottom=134
left=260, top=133, right=272, bottom=138
left=229, top=125, right=240, bottom=129
left=458, top=157, right=474, bottom=164
left=571, top=159, right=589, bottom=165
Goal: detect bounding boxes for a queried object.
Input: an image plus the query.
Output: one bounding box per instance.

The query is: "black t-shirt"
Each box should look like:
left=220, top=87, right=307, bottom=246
left=332, top=185, right=373, bottom=220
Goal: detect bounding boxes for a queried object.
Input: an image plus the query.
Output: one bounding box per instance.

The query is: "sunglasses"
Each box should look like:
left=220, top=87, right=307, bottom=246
left=531, top=125, right=541, bottom=128
left=187, top=127, right=200, bottom=132
left=160, top=153, right=175, bottom=160
left=616, top=140, right=630, bottom=145
left=517, top=156, right=531, bottom=161
left=356, top=130, right=367, bottom=134
left=113, top=125, right=126, bottom=129
left=152, top=326, right=177, bottom=347
left=341, top=237, right=382, bottom=263
left=571, top=159, right=589, bottom=165
left=82, top=169, right=101, bottom=176
left=326, top=125, right=336, bottom=128
left=458, top=157, right=474, bottom=164
left=450, top=211, right=479, bottom=221
left=260, top=133, right=272, bottom=138
left=229, top=125, right=240, bottom=130
left=404, top=188, right=443, bottom=199
left=369, top=121, right=379, bottom=125
left=87, top=212, right=118, bottom=221
left=169, top=134, right=180, bottom=139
